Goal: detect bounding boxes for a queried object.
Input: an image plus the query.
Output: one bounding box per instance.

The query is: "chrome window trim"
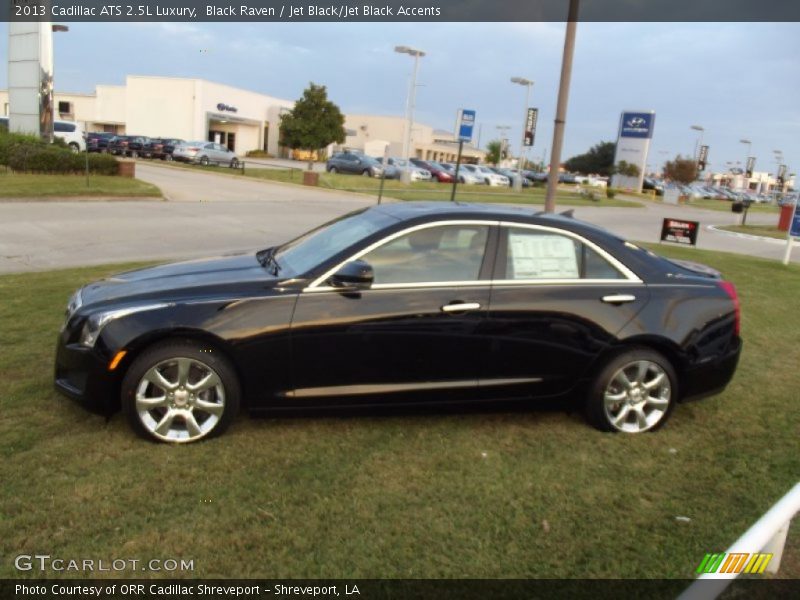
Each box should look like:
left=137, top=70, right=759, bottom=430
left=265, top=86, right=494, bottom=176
left=305, top=219, right=498, bottom=292
left=303, top=218, right=643, bottom=293
left=499, top=221, right=643, bottom=283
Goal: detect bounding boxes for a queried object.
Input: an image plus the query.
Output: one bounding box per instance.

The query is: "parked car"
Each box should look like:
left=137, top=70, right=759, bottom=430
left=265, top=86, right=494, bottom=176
left=410, top=158, right=453, bottom=183
left=142, top=138, right=185, bottom=160
left=54, top=120, right=86, bottom=152
left=523, top=170, right=549, bottom=183
left=385, top=157, right=431, bottom=182
left=374, top=157, right=400, bottom=179
left=55, top=202, right=742, bottom=443
left=493, top=167, right=532, bottom=188
left=173, top=141, right=240, bottom=167
left=460, top=164, right=509, bottom=186
left=85, top=132, right=115, bottom=153
left=326, top=152, right=384, bottom=177
left=440, top=163, right=483, bottom=185
left=107, top=135, right=150, bottom=158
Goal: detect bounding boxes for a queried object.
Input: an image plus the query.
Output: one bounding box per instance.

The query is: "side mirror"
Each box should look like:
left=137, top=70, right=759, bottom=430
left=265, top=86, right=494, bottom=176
left=330, top=260, right=374, bottom=290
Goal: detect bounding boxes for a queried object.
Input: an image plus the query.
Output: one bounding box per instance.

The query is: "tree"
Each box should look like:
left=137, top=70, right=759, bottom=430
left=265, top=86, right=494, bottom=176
left=663, top=155, right=698, bottom=185
left=485, top=140, right=503, bottom=166
left=279, top=83, right=346, bottom=169
left=613, top=160, right=640, bottom=178
left=564, top=141, right=616, bottom=176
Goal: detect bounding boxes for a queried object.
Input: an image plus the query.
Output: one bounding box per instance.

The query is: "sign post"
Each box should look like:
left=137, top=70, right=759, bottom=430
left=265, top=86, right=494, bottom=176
left=451, top=109, right=475, bottom=202
left=782, top=198, right=800, bottom=265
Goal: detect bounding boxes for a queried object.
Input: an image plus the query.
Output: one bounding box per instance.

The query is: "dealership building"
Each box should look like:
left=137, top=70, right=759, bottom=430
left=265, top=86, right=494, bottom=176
left=0, top=74, right=484, bottom=162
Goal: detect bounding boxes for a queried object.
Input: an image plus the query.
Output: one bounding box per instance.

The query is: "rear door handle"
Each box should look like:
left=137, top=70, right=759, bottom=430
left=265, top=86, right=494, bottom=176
left=601, top=294, right=637, bottom=304
left=441, top=302, right=482, bottom=313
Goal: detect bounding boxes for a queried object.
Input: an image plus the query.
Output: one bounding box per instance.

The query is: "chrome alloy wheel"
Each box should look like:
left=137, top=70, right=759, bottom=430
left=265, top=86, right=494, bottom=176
left=135, top=357, right=225, bottom=443
left=602, top=360, right=671, bottom=433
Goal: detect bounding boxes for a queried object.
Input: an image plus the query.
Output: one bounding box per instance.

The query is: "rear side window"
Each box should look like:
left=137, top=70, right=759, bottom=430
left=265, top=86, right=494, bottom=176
left=502, top=227, right=625, bottom=280
left=54, top=122, right=76, bottom=133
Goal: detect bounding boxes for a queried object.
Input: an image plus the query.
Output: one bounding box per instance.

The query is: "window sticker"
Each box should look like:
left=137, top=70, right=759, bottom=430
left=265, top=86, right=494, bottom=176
left=509, top=233, right=579, bottom=279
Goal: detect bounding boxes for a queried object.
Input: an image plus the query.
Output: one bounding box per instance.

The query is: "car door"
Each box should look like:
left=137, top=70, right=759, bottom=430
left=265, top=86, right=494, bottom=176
left=286, top=222, right=499, bottom=408
left=480, top=223, right=650, bottom=398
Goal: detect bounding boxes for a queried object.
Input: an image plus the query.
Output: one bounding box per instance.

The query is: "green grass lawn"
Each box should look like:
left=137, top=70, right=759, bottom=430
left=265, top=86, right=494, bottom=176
left=159, top=161, right=642, bottom=207
left=0, top=247, right=797, bottom=580
left=686, top=199, right=779, bottom=213
left=717, top=224, right=793, bottom=240
left=0, top=172, right=161, bottom=198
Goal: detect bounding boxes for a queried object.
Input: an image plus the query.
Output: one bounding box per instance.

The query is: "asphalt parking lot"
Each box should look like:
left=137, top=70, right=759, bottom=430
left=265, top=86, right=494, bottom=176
left=0, top=162, right=794, bottom=273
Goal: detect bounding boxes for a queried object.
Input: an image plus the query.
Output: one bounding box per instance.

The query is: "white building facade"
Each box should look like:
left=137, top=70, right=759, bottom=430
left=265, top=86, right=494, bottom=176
left=1, top=75, right=484, bottom=162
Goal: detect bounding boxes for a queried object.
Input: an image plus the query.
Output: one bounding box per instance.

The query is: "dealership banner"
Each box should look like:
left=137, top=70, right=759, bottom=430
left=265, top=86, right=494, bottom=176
left=698, top=145, right=709, bottom=171
left=746, top=156, right=756, bottom=178
left=523, top=108, right=538, bottom=147
left=611, top=110, right=655, bottom=193
left=661, top=218, right=699, bottom=246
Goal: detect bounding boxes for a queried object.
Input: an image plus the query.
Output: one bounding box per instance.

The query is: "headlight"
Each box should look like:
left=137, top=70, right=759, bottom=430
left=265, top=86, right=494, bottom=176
left=62, top=289, right=83, bottom=331
left=79, top=304, right=170, bottom=348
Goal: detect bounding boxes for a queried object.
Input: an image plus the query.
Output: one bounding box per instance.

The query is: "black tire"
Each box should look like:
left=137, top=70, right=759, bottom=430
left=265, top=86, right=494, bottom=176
left=199, top=156, right=209, bottom=166
left=585, top=347, right=677, bottom=434
left=121, top=339, right=241, bottom=444
left=230, top=159, right=239, bottom=169
left=328, top=166, right=337, bottom=174
left=68, top=142, right=80, bottom=153
left=164, top=154, right=173, bottom=162
left=131, top=150, right=139, bottom=159
left=362, top=169, right=371, bottom=177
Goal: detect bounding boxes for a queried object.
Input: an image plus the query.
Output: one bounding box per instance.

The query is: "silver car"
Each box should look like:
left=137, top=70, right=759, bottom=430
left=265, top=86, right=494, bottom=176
left=173, top=141, right=240, bottom=167
left=387, top=158, right=432, bottom=182
left=441, top=163, right=483, bottom=185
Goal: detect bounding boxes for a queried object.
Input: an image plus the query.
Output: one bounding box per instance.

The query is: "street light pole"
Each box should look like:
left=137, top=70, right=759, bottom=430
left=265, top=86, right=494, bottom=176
left=395, top=45, right=425, bottom=184
left=511, top=77, right=533, bottom=191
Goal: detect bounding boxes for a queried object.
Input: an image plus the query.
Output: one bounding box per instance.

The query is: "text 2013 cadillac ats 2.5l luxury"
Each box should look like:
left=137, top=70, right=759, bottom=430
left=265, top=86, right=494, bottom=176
left=55, top=202, right=742, bottom=443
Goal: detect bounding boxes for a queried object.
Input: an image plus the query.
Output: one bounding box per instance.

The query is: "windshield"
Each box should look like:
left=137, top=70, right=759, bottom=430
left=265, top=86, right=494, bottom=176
left=273, top=209, right=397, bottom=276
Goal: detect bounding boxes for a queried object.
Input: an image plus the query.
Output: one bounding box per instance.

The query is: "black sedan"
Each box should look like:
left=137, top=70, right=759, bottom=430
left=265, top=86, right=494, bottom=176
left=55, top=202, right=741, bottom=443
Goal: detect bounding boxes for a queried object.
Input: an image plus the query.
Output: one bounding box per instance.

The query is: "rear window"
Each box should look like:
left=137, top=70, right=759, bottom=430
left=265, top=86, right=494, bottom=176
left=54, top=122, right=76, bottom=133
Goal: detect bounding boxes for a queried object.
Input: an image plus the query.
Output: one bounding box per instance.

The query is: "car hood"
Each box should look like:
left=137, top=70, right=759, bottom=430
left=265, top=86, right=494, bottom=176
left=80, top=253, right=279, bottom=307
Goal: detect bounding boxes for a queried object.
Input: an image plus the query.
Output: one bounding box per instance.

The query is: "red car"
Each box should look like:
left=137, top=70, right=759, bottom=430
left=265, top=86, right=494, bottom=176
left=410, top=159, right=453, bottom=183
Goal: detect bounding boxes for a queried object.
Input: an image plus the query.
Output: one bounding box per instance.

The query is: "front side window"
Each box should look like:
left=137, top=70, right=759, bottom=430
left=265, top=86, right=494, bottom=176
left=503, top=227, right=625, bottom=280
left=361, top=225, right=489, bottom=285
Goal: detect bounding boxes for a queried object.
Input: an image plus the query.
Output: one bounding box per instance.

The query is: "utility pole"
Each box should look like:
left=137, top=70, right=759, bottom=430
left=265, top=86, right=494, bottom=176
left=545, top=0, right=580, bottom=213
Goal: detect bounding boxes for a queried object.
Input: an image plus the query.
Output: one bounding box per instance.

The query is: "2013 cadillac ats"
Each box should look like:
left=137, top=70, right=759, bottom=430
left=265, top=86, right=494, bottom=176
left=55, top=202, right=742, bottom=443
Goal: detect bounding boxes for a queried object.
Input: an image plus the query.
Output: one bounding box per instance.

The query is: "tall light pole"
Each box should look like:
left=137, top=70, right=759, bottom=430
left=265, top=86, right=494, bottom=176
left=545, top=0, right=580, bottom=213
left=510, top=77, right=534, bottom=191
left=739, top=138, right=751, bottom=190
left=395, top=45, right=425, bottom=183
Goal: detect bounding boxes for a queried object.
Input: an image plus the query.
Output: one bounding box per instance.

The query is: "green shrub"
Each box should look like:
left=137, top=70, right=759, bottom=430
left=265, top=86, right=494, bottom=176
left=6, top=139, right=118, bottom=175
left=606, top=187, right=617, bottom=199
left=245, top=149, right=274, bottom=158
left=0, top=131, right=45, bottom=165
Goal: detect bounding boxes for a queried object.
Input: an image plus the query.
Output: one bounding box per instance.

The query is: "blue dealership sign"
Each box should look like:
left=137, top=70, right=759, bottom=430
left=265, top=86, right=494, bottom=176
left=791, top=201, right=800, bottom=238
left=458, top=109, right=476, bottom=142
left=619, top=112, right=655, bottom=139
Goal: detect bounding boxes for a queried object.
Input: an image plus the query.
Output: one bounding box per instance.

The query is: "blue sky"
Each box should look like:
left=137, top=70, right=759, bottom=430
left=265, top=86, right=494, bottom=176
left=2, top=21, right=798, bottom=174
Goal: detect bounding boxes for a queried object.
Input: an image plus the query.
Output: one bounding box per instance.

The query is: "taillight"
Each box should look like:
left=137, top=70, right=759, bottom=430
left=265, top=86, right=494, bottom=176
left=719, top=280, right=740, bottom=336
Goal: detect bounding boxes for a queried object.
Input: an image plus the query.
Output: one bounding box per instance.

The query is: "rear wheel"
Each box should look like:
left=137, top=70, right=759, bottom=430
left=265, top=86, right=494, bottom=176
left=585, top=348, right=676, bottom=433
left=121, top=340, right=240, bottom=444
left=362, top=169, right=371, bottom=177
left=230, top=158, right=240, bottom=169
left=130, top=150, right=139, bottom=159
left=164, top=153, right=173, bottom=162
left=328, top=166, right=337, bottom=173
left=199, top=156, right=209, bottom=166
left=68, top=142, right=80, bottom=153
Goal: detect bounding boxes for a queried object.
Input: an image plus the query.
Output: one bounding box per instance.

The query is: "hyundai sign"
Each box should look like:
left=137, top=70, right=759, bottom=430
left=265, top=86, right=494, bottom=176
left=619, top=112, right=655, bottom=139
left=611, top=109, right=656, bottom=193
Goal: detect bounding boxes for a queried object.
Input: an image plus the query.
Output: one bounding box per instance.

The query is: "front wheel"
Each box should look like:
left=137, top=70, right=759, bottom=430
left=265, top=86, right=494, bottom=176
left=585, top=348, right=676, bottom=433
left=230, top=159, right=240, bottom=169
left=199, top=156, right=209, bottom=166
left=328, top=166, right=337, bottom=174
left=69, top=142, right=80, bottom=153
left=362, top=169, right=371, bottom=177
left=121, top=340, right=241, bottom=443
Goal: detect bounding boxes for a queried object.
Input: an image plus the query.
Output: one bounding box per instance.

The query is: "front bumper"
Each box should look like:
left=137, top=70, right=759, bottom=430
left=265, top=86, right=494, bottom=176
left=54, top=336, right=120, bottom=416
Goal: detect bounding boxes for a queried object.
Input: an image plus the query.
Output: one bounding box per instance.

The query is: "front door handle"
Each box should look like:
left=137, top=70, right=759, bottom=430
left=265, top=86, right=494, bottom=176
left=441, top=302, right=482, bottom=313
left=601, top=294, right=637, bottom=304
